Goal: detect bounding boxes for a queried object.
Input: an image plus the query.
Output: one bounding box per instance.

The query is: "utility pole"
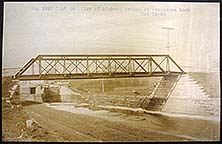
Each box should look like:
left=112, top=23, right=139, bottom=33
left=101, top=79, right=104, bottom=93
left=162, top=26, right=175, bottom=73
left=161, top=26, right=175, bottom=54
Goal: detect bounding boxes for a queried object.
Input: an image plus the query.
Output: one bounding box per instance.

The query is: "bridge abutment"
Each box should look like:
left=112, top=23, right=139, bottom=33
left=19, top=81, right=62, bottom=103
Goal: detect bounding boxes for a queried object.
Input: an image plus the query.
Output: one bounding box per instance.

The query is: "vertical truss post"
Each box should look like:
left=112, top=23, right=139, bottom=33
left=63, top=57, right=66, bottom=75
left=54, top=60, right=57, bottom=74
left=86, top=56, right=89, bottom=75
left=147, top=57, right=150, bottom=73
left=166, top=55, right=170, bottom=73
left=149, top=57, right=152, bottom=74
left=75, top=60, right=78, bottom=74
left=129, top=56, right=132, bottom=75
left=39, top=57, right=42, bottom=77
left=32, top=64, right=34, bottom=75
left=95, top=60, right=98, bottom=73
left=108, top=56, right=111, bottom=75
left=114, top=60, right=117, bottom=72
left=132, top=58, right=135, bottom=73
left=145, top=57, right=148, bottom=74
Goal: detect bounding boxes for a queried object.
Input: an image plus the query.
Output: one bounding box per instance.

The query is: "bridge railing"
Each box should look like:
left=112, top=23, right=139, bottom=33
left=14, top=54, right=184, bottom=80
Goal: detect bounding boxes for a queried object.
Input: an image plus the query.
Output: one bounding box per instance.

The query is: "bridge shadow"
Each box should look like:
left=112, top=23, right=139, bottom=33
left=21, top=100, right=42, bottom=106
left=42, top=88, right=61, bottom=103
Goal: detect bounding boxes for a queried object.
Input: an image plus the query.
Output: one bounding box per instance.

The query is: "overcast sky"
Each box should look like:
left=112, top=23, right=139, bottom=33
left=2, top=2, right=219, bottom=72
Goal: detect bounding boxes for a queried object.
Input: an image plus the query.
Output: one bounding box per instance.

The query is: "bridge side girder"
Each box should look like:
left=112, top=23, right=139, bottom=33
left=15, top=55, right=184, bottom=80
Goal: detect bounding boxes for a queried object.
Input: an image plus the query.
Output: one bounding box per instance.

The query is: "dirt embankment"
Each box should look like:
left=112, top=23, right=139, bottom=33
left=2, top=76, right=65, bottom=142
left=189, top=72, right=220, bottom=97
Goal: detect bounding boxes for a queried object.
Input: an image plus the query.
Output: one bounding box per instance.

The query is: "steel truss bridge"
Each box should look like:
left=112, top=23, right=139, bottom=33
left=14, top=54, right=184, bottom=81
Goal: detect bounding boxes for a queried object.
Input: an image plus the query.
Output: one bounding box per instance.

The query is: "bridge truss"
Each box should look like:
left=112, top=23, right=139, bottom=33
left=14, top=54, right=184, bottom=80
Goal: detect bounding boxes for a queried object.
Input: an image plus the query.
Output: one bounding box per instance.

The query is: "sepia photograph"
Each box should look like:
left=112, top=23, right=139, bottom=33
left=2, top=1, right=220, bottom=142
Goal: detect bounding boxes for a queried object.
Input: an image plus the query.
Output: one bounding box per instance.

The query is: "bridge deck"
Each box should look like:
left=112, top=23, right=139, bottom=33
left=18, top=72, right=182, bottom=81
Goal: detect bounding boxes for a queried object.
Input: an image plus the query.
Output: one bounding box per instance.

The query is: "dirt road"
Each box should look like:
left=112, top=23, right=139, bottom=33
left=23, top=103, right=219, bottom=142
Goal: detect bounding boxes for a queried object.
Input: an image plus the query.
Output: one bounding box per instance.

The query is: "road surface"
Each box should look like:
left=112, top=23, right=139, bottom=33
left=23, top=102, right=219, bottom=142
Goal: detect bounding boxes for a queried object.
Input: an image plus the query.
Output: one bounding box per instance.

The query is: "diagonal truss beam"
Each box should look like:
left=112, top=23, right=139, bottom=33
left=134, top=59, right=148, bottom=73
left=150, top=57, right=166, bottom=73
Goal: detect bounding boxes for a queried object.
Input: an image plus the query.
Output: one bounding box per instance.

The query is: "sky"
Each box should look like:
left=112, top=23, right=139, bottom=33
left=2, top=2, right=220, bottom=72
